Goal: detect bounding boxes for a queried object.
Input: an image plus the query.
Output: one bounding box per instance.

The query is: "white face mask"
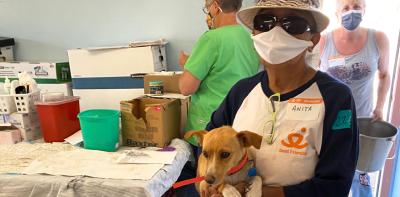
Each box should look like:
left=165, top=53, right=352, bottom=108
left=305, top=48, right=319, bottom=69
left=252, top=26, right=314, bottom=65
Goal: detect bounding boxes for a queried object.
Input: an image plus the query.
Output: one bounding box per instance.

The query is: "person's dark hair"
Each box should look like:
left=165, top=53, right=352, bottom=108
left=218, top=0, right=243, bottom=12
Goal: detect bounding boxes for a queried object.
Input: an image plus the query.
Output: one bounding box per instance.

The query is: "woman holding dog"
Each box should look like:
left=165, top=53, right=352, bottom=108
left=206, top=0, right=359, bottom=196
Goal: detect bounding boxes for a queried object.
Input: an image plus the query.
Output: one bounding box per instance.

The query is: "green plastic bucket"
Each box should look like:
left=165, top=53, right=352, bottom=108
left=78, top=109, right=120, bottom=152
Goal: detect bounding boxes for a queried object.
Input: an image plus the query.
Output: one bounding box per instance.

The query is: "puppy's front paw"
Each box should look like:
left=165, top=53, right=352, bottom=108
left=246, top=176, right=262, bottom=197
left=222, top=184, right=241, bottom=197
left=199, top=181, right=209, bottom=197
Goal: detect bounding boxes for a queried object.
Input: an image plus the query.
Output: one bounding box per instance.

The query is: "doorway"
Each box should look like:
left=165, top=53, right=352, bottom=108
left=321, top=0, right=400, bottom=196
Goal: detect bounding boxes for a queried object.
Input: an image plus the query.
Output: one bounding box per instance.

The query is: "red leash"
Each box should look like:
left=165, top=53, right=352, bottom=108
left=172, top=176, right=205, bottom=189
left=173, top=152, right=248, bottom=189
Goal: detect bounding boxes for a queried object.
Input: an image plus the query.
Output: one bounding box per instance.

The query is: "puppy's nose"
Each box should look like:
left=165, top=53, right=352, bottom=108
left=205, top=175, right=216, bottom=184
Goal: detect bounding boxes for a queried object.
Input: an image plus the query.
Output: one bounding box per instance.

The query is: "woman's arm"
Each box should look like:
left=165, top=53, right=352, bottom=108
left=179, top=71, right=201, bottom=96
left=373, top=31, right=391, bottom=121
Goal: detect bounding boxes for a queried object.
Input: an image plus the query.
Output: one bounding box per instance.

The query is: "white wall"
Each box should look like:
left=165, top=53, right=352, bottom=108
left=0, top=0, right=255, bottom=71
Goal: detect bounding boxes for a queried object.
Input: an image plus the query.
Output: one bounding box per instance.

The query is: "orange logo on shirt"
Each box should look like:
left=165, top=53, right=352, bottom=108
left=281, top=127, right=309, bottom=149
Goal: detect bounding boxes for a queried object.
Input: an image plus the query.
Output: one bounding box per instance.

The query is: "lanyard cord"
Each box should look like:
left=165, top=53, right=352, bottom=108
left=265, top=93, right=281, bottom=144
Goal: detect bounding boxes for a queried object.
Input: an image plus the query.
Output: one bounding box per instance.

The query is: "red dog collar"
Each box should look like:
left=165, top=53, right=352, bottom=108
left=173, top=152, right=248, bottom=189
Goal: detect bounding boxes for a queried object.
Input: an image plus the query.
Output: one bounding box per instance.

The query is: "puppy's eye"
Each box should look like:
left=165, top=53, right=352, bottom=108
left=220, top=152, right=230, bottom=159
left=203, top=151, right=209, bottom=158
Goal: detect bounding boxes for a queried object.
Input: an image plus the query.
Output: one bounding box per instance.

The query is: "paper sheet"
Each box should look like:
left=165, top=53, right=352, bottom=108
left=116, top=149, right=177, bottom=164
left=129, top=39, right=167, bottom=47
left=147, top=71, right=183, bottom=76
left=1, top=139, right=192, bottom=197
left=146, top=93, right=190, bottom=100
left=64, top=130, right=83, bottom=145
left=0, top=142, right=76, bottom=174
left=23, top=149, right=164, bottom=180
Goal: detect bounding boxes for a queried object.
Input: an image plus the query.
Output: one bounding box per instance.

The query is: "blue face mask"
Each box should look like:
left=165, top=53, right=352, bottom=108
left=341, top=10, right=363, bottom=31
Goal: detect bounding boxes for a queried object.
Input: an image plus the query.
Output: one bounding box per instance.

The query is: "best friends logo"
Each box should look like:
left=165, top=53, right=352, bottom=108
left=279, top=127, right=309, bottom=156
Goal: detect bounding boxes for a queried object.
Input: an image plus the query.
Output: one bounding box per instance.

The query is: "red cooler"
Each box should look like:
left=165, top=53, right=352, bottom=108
left=35, top=96, right=81, bottom=142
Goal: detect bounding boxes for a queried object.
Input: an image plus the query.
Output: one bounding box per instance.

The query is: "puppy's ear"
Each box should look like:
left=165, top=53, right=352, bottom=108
left=184, top=130, right=208, bottom=146
left=237, top=131, right=263, bottom=149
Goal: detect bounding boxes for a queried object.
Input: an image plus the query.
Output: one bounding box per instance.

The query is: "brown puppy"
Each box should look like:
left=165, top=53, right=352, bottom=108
left=185, top=126, right=263, bottom=197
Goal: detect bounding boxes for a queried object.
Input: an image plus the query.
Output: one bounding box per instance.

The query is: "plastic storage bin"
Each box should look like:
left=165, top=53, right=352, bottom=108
left=78, top=109, right=120, bottom=152
left=14, top=91, right=40, bottom=113
left=0, top=94, right=17, bottom=114
left=35, top=96, right=81, bottom=142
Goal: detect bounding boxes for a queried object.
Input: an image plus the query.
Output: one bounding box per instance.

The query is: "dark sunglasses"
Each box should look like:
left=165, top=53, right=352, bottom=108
left=253, top=14, right=313, bottom=35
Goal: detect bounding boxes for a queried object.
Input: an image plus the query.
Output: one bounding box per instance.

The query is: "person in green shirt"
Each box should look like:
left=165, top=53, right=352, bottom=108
left=175, top=1, right=258, bottom=196
left=179, top=0, right=259, bottom=146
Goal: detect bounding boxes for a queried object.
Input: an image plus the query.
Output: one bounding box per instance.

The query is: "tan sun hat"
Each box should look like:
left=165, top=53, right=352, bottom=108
left=238, top=0, right=330, bottom=33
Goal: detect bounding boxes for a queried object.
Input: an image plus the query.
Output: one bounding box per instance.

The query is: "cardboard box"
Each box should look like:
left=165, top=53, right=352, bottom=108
left=73, top=89, right=143, bottom=111
left=0, top=37, right=14, bottom=62
left=120, top=97, right=181, bottom=147
left=0, top=62, right=71, bottom=83
left=0, top=126, right=21, bottom=144
left=143, top=73, right=189, bottom=136
left=144, top=72, right=182, bottom=94
left=146, top=94, right=190, bottom=138
left=9, top=112, right=40, bottom=129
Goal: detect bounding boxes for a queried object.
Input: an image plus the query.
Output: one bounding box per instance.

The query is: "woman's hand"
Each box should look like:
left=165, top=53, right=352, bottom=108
left=372, top=108, right=383, bottom=121
left=179, top=51, right=189, bottom=69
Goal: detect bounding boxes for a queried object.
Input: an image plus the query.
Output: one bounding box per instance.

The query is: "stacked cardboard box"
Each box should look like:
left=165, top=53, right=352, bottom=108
left=143, top=73, right=181, bottom=94
left=121, top=97, right=181, bottom=147
left=120, top=72, right=190, bottom=148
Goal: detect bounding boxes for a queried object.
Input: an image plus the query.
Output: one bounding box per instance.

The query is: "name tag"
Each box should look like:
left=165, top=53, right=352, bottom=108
left=328, top=57, right=345, bottom=67
left=286, top=98, right=322, bottom=121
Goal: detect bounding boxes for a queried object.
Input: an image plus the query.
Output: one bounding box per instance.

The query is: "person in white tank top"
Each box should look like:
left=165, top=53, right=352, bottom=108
left=319, top=0, right=391, bottom=197
left=319, top=0, right=390, bottom=121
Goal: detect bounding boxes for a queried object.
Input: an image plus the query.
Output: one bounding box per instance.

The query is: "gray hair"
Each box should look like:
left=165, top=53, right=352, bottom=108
left=207, top=0, right=243, bottom=12
left=336, top=0, right=366, bottom=9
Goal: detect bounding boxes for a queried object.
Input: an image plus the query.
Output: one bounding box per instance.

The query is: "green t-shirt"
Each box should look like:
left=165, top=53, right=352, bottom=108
left=184, top=25, right=259, bottom=145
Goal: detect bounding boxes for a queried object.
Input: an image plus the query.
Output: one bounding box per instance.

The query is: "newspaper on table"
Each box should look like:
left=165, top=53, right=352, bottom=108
left=115, top=148, right=177, bottom=165
left=23, top=149, right=164, bottom=180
